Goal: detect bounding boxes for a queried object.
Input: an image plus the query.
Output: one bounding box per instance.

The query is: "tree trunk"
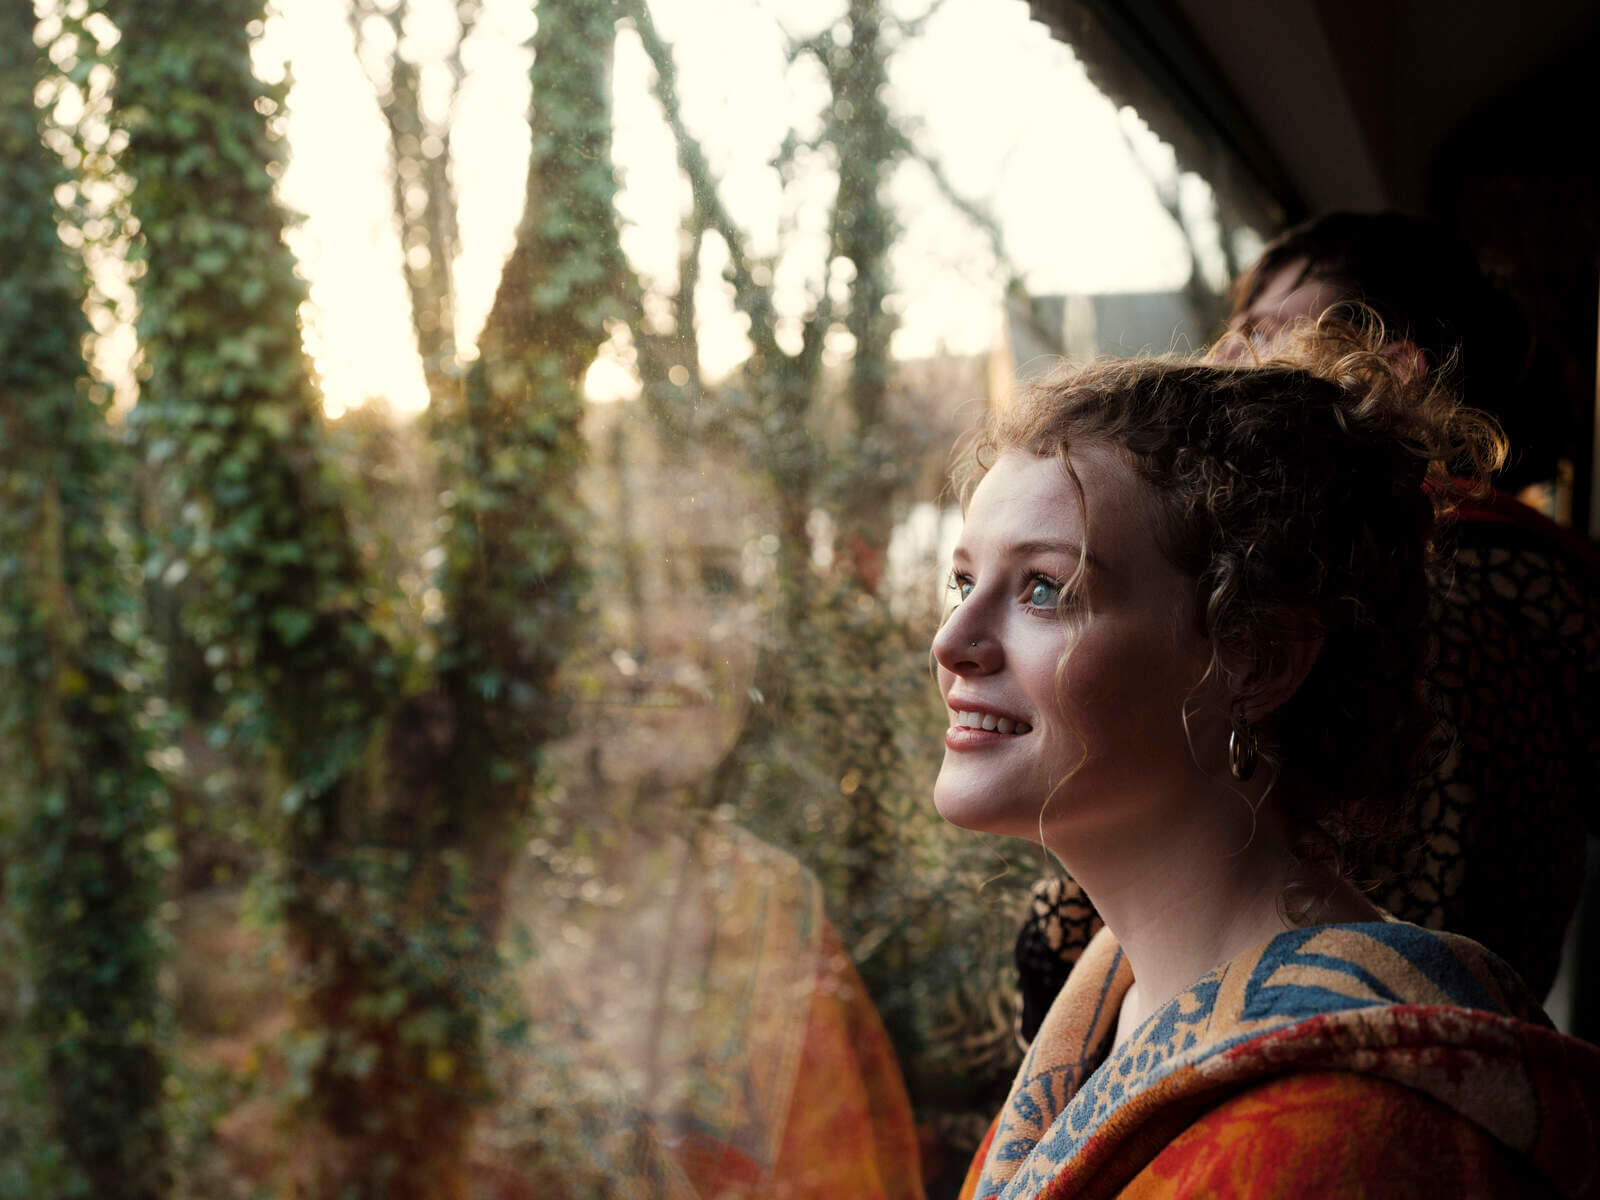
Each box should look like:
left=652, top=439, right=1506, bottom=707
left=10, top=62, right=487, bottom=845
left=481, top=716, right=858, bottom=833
left=106, top=2, right=483, bottom=1194
left=0, top=10, right=169, bottom=1195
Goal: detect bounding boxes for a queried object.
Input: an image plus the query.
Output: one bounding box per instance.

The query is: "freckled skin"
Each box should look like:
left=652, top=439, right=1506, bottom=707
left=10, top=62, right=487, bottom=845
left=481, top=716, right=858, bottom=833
left=931, top=448, right=1223, bottom=846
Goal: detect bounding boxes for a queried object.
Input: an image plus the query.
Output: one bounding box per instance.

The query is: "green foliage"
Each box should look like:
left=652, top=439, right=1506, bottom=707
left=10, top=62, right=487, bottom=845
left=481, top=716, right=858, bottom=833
left=819, top=0, right=913, bottom=566
left=105, top=1, right=469, bottom=1190
left=0, top=14, right=170, bottom=1197
left=106, top=0, right=636, bottom=1191
left=786, top=583, right=1028, bottom=1113
left=621, top=1, right=1027, bottom=1177
left=433, top=0, right=630, bottom=820
left=109, top=0, right=396, bottom=794
left=8, top=0, right=1029, bottom=1192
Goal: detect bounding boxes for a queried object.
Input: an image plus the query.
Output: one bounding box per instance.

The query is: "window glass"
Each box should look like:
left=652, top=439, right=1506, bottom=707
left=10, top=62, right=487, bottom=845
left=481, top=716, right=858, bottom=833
left=11, top=0, right=1279, bottom=1193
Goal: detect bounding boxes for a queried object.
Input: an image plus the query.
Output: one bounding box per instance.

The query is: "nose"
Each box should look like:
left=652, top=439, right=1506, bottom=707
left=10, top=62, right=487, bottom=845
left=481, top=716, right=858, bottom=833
left=931, top=600, right=1000, bottom=677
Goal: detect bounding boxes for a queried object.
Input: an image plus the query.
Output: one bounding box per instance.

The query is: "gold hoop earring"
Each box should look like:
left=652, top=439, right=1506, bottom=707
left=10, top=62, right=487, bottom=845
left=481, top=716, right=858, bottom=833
left=1228, top=712, right=1258, bottom=782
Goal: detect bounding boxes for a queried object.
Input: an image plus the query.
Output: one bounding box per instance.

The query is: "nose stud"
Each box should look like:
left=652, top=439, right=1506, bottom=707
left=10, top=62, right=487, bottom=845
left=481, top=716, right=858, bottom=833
left=969, top=639, right=978, bottom=648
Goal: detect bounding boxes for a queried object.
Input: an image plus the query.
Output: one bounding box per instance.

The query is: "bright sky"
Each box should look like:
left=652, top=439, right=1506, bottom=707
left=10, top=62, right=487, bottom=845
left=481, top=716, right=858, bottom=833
left=255, top=0, right=1218, bottom=416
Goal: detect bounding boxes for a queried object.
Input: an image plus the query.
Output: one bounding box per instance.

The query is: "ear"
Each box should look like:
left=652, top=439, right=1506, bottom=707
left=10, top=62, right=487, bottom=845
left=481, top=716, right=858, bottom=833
left=1381, top=338, right=1429, bottom=385
left=1222, top=612, right=1325, bottom=724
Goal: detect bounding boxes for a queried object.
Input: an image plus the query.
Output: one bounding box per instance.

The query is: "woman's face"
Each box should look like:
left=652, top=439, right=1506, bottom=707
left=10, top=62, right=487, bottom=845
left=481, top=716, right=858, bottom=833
left=1221, top=258, right=1345, bottom=358
left=931, top=447, right=1221, bottom=844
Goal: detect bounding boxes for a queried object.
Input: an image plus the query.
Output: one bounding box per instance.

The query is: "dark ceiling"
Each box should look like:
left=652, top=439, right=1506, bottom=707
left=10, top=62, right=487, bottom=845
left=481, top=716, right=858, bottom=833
left=1028, top=0, right=1600, bottom=533
left=1032, top=0, right=1600, bottom=216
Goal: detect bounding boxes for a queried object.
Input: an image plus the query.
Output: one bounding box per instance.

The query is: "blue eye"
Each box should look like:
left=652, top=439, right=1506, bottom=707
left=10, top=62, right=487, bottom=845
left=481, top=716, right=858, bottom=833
left=1027, top=575, right=1063, bottom=609
left=949, top=573, right=974, bottom=601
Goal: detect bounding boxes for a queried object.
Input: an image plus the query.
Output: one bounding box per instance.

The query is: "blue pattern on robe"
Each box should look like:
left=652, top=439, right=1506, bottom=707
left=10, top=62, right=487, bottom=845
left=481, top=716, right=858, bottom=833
left=986, top=922, right=1522, bottom=1200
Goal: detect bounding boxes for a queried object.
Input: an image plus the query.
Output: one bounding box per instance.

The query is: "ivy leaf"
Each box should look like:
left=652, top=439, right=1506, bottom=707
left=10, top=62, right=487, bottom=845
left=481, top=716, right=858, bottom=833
left=269, top=606, right=314, bottom=647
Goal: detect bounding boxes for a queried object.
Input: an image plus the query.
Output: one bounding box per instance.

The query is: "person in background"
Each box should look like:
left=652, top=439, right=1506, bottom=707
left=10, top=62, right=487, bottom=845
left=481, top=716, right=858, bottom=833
left=937, top=318, right=1600, bottom=1198
left=1228, top=212, right=1559, bottom=494
left=1014, top=213, right=1600, bottom=1044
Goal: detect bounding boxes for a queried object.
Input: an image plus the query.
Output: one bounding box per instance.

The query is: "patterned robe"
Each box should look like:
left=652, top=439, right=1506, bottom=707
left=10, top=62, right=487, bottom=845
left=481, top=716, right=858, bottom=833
left=964, top=922, right=1600, bottom=1199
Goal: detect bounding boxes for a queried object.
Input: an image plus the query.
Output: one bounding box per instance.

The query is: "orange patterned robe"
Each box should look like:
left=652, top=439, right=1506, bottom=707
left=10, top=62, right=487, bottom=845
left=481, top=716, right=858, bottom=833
left=963, top=922, right=1600, bottom=1199
left=497, top=822, right=924, bottom=1198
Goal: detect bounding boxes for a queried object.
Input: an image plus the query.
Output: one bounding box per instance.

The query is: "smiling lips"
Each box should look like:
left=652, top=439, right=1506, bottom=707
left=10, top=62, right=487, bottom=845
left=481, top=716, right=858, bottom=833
left=951, top=709, right=1033, bottom=735
left=946, top=707, right=1033, bottom=752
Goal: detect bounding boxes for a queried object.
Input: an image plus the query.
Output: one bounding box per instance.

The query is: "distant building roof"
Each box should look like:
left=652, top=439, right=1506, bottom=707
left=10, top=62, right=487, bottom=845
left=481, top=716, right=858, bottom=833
left=1005, top=290, right=1208, bottom=382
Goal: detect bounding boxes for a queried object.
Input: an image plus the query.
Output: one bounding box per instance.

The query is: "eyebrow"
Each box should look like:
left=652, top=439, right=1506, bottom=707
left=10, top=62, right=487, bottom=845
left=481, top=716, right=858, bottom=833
left=954, top=539, right=1103, bottom=570
left=1014, top=539, right=1102, bottom=569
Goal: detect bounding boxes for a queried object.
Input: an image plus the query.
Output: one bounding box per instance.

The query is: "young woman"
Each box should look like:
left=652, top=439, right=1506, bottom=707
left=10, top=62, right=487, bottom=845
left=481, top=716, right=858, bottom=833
left=936, top=319, right=1600, bottom=1199
left=1016, top=214, right=1600, bottom=1041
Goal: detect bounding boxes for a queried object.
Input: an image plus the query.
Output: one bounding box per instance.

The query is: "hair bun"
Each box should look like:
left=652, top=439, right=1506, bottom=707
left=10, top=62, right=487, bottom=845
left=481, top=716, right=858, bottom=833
left=1244, top=307, right=1507, bottom=511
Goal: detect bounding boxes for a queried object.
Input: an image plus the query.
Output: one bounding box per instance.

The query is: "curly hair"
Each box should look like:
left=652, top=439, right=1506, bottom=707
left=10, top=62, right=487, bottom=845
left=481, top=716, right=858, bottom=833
left=954, top=314, right=1505, bottom=870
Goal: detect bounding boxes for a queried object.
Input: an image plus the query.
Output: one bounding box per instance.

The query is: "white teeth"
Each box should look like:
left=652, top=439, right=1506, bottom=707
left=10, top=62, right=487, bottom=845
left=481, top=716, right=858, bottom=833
left=952, top=710, right=1031, bottom=734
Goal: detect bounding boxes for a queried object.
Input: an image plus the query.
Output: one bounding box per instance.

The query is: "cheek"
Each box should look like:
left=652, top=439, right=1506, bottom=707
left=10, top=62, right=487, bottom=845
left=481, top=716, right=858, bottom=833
left=1058, top=627, right=1208, bottom=747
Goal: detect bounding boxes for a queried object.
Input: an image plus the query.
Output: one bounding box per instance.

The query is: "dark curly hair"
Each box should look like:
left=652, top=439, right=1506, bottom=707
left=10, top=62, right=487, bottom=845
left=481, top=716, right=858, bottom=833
left=1232, top=211, right=1554, bottom=489
left=955, top=315, right=1505, bottom=870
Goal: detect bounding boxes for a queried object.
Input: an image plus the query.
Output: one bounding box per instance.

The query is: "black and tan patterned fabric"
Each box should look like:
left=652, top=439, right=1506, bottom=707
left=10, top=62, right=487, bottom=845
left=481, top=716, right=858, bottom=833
left=1371, top=496, right=1600, bottom=992
left=1015, top=496, right=1600, bottom=1044
left=1014, top=875, right=1104, bottom=1048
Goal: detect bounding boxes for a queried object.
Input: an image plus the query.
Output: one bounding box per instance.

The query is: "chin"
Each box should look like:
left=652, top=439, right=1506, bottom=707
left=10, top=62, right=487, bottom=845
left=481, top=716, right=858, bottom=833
left=933, top=775, right=1046, bottom=840
left=932, top=787, right=986, bottom=832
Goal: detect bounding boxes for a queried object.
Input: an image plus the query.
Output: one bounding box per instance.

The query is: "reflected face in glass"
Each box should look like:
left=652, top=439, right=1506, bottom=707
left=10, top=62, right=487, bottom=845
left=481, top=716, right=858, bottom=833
left=1220, top=258, right=1346, bottom=359
left=930, top=447, right=1217, bottom=845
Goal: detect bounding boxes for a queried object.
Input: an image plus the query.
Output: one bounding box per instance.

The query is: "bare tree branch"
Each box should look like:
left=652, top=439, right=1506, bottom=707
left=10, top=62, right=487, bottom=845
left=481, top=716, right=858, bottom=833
left=905, top=141, right=1025, bottom=291
left=889, top=0, right=949, bottom=40
left=1114, top=118, right=1222, bottom=326
left=620, top=0, right=781, bottom=366
left=347, top=0, right=464, bottom=400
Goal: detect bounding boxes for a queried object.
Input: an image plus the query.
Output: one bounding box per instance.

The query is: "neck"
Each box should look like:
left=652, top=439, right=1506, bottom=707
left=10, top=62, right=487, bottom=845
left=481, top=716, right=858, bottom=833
left=1046, top=780, right=1379, bottom=1045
